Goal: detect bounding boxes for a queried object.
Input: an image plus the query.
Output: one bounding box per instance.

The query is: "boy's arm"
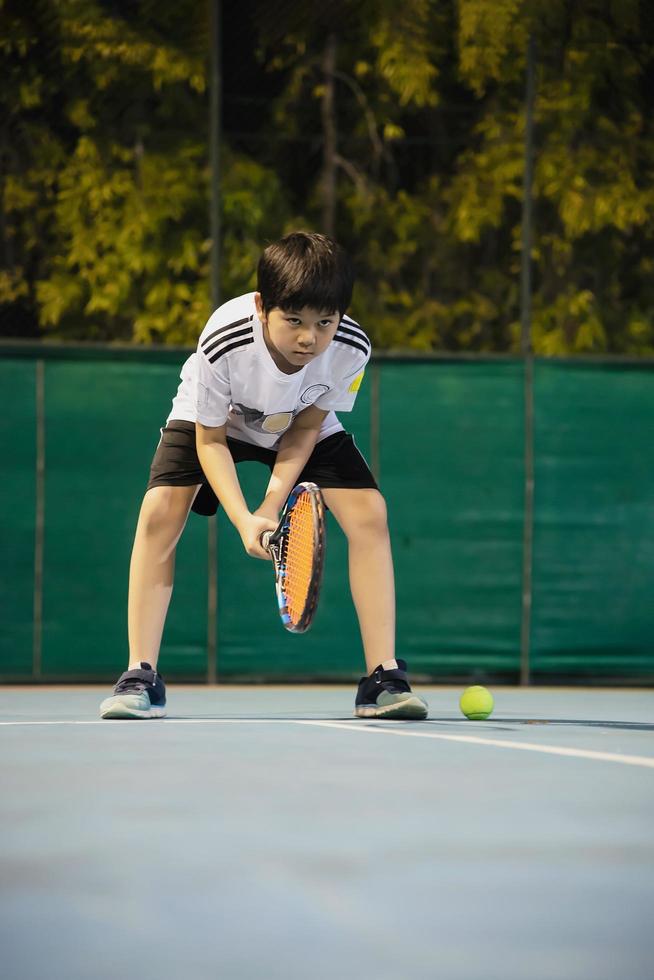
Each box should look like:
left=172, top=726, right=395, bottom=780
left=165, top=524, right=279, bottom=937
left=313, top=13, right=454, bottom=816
left=255, top=405, right=329, bottom=521
left=195, top=423, right=276, bottom=559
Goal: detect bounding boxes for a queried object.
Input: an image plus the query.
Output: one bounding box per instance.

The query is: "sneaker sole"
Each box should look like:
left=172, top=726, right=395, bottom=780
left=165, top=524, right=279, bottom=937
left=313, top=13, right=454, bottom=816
left=100, top=697, right=167, bottom=720
left=354, top=695, right=428, bottom=720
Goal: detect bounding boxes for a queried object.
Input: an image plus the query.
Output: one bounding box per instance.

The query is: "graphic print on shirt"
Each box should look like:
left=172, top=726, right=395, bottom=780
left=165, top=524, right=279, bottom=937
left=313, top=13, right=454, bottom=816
left=232, top=403, right=296, bottom=435
left=300, top=384, right=331, bottom=405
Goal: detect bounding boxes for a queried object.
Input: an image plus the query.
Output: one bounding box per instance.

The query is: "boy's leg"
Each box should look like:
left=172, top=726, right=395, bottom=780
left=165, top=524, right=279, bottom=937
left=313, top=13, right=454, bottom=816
left=127, top=484, right=201, bottom=669
left=100, top=484, right=200, bottom=719
left=320, top=488, right=395, bottom=674
left=321, top=487, right=428, bottom=719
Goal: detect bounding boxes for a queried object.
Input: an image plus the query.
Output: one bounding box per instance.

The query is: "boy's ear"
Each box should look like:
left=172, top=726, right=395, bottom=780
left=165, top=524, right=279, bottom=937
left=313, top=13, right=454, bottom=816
left=254, top=292, right=264, bottom=318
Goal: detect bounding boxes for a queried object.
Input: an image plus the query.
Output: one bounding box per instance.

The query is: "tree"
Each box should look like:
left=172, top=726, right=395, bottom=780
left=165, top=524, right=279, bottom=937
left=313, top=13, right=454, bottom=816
left=2, top=0, right=654, bottom=353
left=252, top=0, right=654, bottom=353
left=1, top=0, right=291, bottom=342
left=441, top=0, right=654, bottom=353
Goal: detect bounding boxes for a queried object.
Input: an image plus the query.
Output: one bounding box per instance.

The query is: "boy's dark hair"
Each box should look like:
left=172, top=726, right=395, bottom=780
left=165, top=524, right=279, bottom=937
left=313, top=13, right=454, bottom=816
left=257, top=232, right=354, bottom=317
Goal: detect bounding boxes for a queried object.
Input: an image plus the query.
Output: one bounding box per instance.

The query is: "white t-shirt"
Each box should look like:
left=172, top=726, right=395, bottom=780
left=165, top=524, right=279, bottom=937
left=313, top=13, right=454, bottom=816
left=167, top=292, right=371, bottom=449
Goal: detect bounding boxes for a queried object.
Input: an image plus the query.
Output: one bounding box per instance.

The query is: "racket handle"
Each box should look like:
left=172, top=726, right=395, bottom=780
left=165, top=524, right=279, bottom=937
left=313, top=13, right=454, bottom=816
left=261, top=530, right=272, bottom=551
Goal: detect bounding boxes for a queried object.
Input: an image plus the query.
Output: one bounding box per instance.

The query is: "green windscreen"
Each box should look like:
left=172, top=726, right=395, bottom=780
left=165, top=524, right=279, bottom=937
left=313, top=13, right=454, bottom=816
left=379, top=362, right=525, bottom=680
left=531, top=362, right=654, bottom=681
left=39, top=359, right=208, bottom=680
left=2, top=348, right=652, bottom=683
left=0, top=359, right=36, bottom=677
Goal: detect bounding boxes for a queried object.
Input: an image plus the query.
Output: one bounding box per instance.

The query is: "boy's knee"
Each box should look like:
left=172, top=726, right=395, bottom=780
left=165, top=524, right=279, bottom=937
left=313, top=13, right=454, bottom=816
left=139, top=486, right=194, bottom=536
left=345, top=490, right=389, bottom=539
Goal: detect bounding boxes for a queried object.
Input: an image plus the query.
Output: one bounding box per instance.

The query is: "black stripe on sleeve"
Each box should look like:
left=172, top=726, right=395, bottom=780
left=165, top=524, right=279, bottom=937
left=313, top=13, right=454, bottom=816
left=201, top=315, right=252, bottom=348
left=336, top=324, right=371, bottom=350
left=203, top=325, right=253, bottom=357
left=334, top=333, right=370, bottom=356
left=341, top=316, right=369, bottom=338
left=207, top=336, right=255, bottom=364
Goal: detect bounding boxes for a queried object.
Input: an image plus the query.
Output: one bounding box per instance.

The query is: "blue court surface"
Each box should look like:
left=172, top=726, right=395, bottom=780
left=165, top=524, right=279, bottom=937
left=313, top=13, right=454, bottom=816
left=1, top=685, right=653, bottom=980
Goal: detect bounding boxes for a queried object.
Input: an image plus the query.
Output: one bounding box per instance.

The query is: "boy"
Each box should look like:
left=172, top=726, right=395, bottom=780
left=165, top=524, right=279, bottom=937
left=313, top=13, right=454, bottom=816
left=100, top=232, right=428, bottom=721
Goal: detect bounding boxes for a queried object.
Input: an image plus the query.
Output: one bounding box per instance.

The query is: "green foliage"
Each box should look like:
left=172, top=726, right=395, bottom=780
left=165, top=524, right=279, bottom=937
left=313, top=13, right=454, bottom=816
left=1, top=0, right=291, bottom=343
left=458, top=0, right=527, bottom=95
left=369, top=0, right=439, bottom=107
left=221, top=151, right=292, bottom=299
left=2, top=0, right=654, bottom=354
left=37, top=137, right=210, bottom=342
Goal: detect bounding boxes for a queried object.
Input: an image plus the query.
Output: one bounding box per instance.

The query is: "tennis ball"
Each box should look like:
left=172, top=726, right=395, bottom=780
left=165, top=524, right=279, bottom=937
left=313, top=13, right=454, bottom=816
left=459, top=685, right=494, bottom=720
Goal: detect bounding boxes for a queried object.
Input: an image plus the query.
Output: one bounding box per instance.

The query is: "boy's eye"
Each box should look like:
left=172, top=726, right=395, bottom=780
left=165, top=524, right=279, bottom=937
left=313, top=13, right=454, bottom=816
left=285, top=316, right=335, bottom=328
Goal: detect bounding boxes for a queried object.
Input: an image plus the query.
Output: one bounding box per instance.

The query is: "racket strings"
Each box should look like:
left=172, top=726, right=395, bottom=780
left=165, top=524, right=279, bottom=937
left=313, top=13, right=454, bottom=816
left=281, top=494, right=317, bottom=625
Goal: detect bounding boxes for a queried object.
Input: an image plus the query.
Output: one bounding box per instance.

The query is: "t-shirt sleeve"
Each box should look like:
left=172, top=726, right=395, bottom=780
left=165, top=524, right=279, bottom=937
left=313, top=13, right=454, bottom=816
left=194, top=344, right=232, bottom=426
left=314, top=349, right=370, bottom=413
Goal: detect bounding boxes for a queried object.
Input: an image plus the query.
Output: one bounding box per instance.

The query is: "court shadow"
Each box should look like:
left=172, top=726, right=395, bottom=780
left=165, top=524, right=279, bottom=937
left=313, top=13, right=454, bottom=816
left=165, top=715, right=359, bottom=721
left=163, top=715, right=654, bottom=732
left=423, top=718, right=654, bottom=732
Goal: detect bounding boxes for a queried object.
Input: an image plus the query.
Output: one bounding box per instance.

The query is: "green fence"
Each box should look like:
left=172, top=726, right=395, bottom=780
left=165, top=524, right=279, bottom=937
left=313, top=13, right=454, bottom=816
left=1, top=344, right=653, bottom=684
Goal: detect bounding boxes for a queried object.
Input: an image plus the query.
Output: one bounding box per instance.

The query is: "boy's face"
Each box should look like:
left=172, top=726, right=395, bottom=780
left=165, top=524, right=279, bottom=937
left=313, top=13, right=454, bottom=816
left=255, top=293, right=340, bottom=373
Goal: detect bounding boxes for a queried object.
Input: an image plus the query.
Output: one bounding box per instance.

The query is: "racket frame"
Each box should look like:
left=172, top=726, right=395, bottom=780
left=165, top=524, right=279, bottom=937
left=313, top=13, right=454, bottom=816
left=262, top=481, right=326, bottom=633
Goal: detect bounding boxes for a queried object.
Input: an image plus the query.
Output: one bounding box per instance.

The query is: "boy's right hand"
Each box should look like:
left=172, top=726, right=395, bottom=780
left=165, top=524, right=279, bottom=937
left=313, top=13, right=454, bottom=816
left=236, top=513, right=278, bottom=560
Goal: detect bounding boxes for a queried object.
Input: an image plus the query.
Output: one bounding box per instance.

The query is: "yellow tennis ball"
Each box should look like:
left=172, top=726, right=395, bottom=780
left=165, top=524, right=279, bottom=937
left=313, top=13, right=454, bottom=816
left=459, top=685, right=494, bottom=720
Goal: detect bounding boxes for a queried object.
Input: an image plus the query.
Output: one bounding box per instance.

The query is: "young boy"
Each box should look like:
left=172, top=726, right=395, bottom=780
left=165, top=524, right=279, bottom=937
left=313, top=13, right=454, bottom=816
left=100, top=232, right=428, bottom=721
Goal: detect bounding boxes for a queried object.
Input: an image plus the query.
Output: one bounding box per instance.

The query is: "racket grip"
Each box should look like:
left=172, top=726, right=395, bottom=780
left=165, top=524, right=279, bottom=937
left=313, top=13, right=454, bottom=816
left=261, top=530, right=272, bottom=551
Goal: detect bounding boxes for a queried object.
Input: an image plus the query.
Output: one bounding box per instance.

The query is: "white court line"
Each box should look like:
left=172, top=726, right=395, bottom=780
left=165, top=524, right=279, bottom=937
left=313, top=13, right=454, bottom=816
left=296, top=720, right=654, bottom=770
left=0, top=719, right=292, bottom=726
left=1, top=717, right=653, bottom=769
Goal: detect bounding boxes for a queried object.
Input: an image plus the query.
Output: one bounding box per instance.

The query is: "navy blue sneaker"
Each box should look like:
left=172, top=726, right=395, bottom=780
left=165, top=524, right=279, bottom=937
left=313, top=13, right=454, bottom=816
left=100, top=662, right=167, bottom=719
left=355, top=659, right=428, bottom=719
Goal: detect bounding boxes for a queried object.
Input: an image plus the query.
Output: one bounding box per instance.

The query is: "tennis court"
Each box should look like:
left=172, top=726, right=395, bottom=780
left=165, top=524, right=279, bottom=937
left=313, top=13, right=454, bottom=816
left=4, top=5, right=654, bottom=979
left=2, top=684, right=653, bottom=980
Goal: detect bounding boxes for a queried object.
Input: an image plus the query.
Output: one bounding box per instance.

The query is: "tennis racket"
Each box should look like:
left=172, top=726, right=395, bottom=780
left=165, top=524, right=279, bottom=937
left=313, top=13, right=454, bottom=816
left=261, top=482, right=326, bottom=633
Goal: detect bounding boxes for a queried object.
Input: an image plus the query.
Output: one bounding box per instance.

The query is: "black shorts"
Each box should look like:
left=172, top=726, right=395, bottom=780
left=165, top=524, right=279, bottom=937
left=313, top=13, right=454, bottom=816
left=147, top=420, right=378, bottom=516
